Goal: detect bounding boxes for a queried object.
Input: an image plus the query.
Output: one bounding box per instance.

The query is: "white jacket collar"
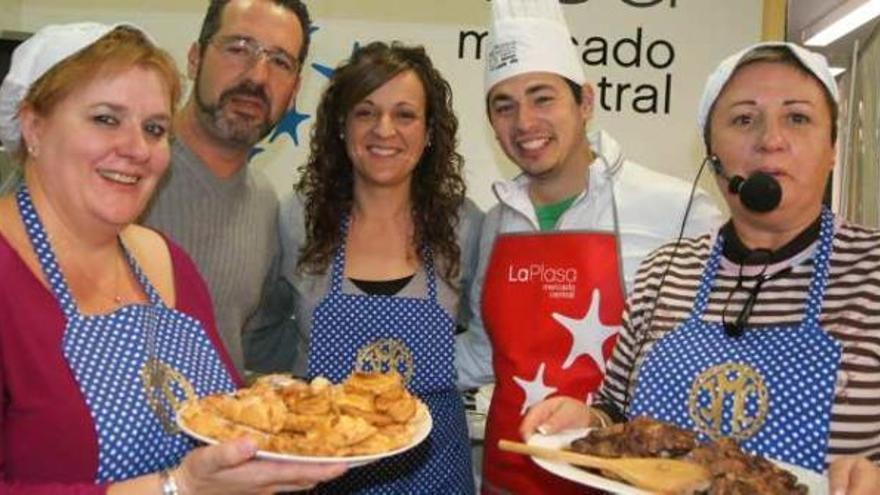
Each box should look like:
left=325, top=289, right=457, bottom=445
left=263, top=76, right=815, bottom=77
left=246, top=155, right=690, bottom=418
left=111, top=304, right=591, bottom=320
left=491, top=129, right=624, bottom=216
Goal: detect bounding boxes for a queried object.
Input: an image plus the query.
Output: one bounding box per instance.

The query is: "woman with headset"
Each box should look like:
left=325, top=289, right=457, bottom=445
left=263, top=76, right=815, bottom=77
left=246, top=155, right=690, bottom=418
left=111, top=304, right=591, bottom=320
left=520, top=42, right=880, bottom=494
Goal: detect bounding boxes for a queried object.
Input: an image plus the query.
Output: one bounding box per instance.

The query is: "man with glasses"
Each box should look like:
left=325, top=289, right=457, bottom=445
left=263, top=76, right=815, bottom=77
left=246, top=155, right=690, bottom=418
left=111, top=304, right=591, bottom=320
left=142, top=0, right=310, bottom=375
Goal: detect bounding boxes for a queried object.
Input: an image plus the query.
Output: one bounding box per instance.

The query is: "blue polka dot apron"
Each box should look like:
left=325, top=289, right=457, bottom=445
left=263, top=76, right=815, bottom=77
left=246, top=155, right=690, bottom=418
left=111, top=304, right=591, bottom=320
left=16, top=184, right=236, bottom=482
left=307, top=223, right=474, bottom=494
left=630, top=207, right=841, bottom=473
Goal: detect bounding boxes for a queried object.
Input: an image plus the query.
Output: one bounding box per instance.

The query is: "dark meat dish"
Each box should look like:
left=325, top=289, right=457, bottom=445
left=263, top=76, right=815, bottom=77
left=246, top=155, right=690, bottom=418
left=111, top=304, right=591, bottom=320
left=570, top=416, right=697, bottom=458
left=568, top=416, right=808, bottom=494
left=690, top=438, right=807, bottom=495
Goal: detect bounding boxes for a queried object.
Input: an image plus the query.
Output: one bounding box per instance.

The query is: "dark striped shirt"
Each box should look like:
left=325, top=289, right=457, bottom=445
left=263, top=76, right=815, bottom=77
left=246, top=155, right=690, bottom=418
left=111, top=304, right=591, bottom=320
left=598, top=217, right=880, bottom=464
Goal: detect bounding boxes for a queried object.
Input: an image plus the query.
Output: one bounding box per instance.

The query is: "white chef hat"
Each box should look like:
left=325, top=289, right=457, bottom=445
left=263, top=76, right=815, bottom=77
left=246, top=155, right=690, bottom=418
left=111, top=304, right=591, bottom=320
left=0, top=22, right=145, bottom=154
left=697, top=41, right=839, bottom=136
left=484, top=0, right=586, bottom=95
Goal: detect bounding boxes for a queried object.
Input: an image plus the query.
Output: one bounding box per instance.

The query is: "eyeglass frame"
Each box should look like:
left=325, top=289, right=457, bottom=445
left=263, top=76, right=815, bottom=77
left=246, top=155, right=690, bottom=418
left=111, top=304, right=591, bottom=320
left=208, top=35, right=300, bottom=77
left=721, top=256, right=793, bottom=338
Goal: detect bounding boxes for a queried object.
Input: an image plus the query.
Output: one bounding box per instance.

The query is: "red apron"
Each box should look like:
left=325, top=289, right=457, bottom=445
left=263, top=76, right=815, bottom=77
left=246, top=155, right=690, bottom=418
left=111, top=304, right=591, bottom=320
left=481, top=231, right=625, bottom=494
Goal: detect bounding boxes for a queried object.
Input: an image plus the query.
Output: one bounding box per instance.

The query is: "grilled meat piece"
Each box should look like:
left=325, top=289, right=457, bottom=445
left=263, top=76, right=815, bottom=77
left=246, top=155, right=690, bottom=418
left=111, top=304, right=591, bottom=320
left=568, top=418, right=808, bottom=495
left=569, top=415, right=697, bottom=458
left=691, top=439, right=806, bottom=495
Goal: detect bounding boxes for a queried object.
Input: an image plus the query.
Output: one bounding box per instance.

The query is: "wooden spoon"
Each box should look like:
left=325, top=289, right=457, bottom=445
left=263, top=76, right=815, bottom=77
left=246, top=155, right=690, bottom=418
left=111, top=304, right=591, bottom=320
left=499, top=439, right=709, bottom=494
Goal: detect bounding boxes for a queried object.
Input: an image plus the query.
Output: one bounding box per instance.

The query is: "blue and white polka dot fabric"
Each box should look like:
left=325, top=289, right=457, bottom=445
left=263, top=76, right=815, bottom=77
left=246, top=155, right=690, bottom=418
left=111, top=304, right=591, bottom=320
left=16, top=185, right=236, bottom=482
left=307, top=218, right=474, bottom=494
left=630, top=207, right=840, bottom=473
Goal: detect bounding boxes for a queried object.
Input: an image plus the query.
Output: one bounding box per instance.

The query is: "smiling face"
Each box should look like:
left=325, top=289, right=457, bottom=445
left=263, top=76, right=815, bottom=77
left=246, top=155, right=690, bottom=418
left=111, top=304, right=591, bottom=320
left=22, top=66, right=172, bottom=229
left=708, top=61, right=835, bottom=231
left=189, top=0, right=303, bottom=147
left=487, top=72, right=592, bottom=182
left=344, top=70, right=428, bottom=190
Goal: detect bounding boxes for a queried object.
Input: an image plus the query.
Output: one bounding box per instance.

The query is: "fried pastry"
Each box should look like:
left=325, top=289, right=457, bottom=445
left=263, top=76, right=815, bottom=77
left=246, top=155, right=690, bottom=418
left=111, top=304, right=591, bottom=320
left=283, top=412, right=335, bottom=433
left=180, top=370, right=424, bottom=458
left=202, top=389, right=288, bottom=434
left=341, top=405, right=397, bottom=426
left=376, top=393, right=417, bottom=423
left=343, top=370, right=404, bottom=396
left=336, top=390, right=376, bottom=413
left=252, top=373, right=306, bottom=391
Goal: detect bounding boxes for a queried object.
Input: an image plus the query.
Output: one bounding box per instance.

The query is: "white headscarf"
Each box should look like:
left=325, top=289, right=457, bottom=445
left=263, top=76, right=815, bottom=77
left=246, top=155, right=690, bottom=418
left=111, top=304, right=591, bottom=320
left=697, top=41, right=839, bottom=136
left=0, top=22, right=146, bottom=154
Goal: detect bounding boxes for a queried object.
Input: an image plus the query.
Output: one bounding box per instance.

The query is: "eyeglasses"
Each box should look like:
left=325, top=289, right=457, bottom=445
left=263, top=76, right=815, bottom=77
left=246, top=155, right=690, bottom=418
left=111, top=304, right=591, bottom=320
left=721, top=255, right=792, bottom=338
left=722, top=268, right=767, bottom=338
left=211, top=36, right=299, bottom=77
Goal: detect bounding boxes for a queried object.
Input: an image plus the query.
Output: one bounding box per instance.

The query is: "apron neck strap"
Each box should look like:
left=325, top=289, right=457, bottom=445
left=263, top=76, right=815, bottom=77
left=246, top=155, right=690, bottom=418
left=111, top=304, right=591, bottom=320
left=802, top=207, right=835, bottom=326
left=603, top=161, right=627, bottom=290
left=328, top=215, right=350, bottom=293
left=421, top=246, right=439, bottom=301
left=690, top=207, right=835, bottom=324
left=15, top=184, right=163, bottom=317
left=689, top=233, right=725, bottom=319
left=328, top=214, right=439, bottom=300
left=123, top=244, right=164, bottom=306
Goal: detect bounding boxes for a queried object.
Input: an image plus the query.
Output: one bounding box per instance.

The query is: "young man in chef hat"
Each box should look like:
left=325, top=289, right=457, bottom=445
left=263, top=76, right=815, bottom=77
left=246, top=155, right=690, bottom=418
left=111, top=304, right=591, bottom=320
left=455, top=0, right=722, bottom=492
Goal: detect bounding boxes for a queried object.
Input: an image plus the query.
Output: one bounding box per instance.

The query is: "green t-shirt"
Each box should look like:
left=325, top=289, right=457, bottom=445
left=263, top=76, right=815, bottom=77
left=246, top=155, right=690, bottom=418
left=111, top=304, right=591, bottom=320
left=534, top=195, right=578, bottom=231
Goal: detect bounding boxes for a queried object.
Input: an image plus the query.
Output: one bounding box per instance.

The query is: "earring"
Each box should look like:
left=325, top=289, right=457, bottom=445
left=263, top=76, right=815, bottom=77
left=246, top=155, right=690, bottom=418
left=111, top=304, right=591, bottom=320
left=338, top=130, right=345, bottom=142
left=27, top=144, right=38, bottom=157
left=425, top=133, right=432, bottom=149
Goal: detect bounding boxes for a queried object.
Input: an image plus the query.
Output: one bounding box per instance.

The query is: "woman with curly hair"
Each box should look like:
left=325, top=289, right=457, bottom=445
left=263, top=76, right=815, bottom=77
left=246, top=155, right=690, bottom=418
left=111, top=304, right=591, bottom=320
left=272, top=41, right=482, bottom=493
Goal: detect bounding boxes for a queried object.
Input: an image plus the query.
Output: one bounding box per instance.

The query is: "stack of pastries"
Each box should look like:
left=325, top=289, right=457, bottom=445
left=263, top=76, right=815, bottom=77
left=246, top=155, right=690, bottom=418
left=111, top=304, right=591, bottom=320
left=178, top=370, right=424, bottom=457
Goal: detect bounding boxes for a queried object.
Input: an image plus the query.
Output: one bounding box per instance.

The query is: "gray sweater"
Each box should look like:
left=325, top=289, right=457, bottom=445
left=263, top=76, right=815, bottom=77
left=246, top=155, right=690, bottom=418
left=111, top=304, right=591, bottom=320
left=141, top=138, right=280, bottom=374
left=271, top=193, right=484, bottom=377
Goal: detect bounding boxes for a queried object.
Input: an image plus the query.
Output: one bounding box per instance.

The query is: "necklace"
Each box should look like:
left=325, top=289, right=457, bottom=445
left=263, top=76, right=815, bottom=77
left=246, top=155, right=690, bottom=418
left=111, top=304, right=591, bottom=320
left=51, top=235, right=131, bottom=309
left=109, top=256, right=127, bottom=306
left=97, top=247, right=129, bottom=307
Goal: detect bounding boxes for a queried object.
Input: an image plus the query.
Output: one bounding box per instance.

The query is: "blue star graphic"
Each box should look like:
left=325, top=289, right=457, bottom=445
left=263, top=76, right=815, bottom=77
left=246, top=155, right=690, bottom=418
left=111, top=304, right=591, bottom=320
left=311, top=62, right=334, bottom=79
left=268, top=109, right=310, bottom=146
left=312, top=41, right=360, bottom=79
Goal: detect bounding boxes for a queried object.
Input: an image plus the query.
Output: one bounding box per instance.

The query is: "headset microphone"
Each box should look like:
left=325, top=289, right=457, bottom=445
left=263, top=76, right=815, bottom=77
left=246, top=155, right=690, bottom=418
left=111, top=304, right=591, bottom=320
left=708, top=156, right=782, bottom=213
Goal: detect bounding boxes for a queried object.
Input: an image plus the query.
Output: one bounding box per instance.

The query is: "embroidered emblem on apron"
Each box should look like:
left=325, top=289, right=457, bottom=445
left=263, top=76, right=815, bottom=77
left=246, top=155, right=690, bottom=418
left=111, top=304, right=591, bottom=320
left=354, top=337, right=415, bottom=385
left=687, top=362, right=769, bottom=440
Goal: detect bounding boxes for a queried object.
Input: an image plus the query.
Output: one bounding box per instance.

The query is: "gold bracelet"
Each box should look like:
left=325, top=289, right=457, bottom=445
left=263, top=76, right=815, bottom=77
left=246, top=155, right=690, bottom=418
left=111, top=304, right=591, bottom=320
left=159, top=468, right=179, bottom=495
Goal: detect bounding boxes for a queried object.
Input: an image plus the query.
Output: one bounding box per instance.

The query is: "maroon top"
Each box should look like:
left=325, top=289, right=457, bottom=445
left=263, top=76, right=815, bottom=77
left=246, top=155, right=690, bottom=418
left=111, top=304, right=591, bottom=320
left=0, top=232, right=241, bottom=494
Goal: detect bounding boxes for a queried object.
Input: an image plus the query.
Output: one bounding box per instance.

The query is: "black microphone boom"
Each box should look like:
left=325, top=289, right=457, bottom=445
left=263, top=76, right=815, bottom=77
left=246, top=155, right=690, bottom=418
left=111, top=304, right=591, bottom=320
left=709, top=155, right=782, bottom=213
left=728, top=172, right=782, bottom=213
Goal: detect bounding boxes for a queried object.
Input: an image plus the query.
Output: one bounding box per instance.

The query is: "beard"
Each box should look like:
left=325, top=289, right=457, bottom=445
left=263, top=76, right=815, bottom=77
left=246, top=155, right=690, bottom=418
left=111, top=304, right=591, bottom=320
left=194, top=73, right=276, bottom=148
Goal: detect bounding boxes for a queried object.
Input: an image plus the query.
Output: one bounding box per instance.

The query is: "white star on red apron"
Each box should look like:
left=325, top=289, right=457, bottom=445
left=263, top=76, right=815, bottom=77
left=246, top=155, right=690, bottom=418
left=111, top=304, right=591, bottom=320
left=554, top=289, right=621, bottom=372
left=513, top=362, right=558, bottom=415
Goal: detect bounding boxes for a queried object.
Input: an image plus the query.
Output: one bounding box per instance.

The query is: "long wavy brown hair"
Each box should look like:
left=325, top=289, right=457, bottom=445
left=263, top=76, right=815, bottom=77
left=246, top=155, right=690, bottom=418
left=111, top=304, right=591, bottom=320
left=296, top=41, right=466, bottom=284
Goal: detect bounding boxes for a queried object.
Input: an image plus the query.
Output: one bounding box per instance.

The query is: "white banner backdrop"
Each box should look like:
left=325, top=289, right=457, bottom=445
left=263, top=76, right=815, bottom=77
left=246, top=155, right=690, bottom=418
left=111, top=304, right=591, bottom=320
left=255, top=0, right=763, bottom=209
left=11, top=0, right=763, bottom=210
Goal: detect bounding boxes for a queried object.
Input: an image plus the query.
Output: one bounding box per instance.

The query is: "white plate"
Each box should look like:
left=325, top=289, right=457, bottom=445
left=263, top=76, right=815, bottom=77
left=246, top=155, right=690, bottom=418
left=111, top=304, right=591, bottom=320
left=528, top=429, right=829, bottom=494
left=178, top=401, right=432, bottom=468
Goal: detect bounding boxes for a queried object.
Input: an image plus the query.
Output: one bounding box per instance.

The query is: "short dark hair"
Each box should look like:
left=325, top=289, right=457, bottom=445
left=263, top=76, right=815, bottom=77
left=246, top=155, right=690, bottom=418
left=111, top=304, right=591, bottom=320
left=564, top=77, right=583, bottom=104
left=197, top=0, right=312, bottom=67
left=485, top=74, right=584, bottom=116
left=704, top=46, right=838, bottom=151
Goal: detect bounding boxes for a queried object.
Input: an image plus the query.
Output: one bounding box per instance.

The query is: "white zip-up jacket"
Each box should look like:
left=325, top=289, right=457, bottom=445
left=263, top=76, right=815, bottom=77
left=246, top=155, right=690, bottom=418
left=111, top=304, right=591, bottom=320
left=455, top=130, right=724, bottom=389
